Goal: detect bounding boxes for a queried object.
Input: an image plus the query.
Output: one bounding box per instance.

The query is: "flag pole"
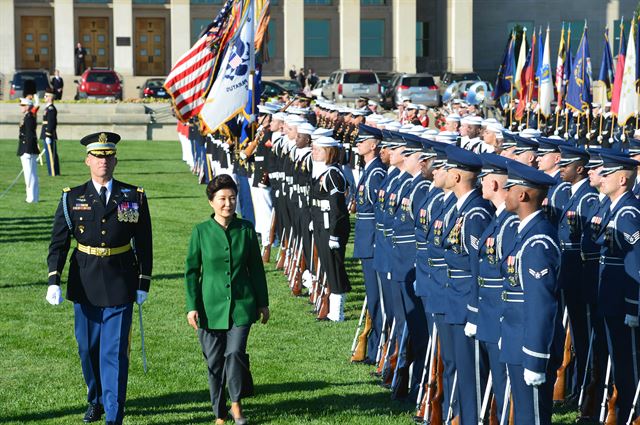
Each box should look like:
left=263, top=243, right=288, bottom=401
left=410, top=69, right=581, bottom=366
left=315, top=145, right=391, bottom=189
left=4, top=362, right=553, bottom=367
left=249, top=0, right=256, bottom=142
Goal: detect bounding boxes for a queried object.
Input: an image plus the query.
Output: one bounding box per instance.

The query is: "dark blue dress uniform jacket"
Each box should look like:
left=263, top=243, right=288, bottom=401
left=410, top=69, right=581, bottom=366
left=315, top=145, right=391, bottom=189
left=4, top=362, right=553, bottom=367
left=414, top=186, right=443, bottom=300
left=47, top=180, right=153, bottom=307
left=353, top=158, right=386, bottom=259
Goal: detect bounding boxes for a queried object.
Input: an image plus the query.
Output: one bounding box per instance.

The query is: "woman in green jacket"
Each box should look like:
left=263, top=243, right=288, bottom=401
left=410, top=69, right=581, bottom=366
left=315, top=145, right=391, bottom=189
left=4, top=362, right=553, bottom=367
left=185, top=174, right=270, bottom=425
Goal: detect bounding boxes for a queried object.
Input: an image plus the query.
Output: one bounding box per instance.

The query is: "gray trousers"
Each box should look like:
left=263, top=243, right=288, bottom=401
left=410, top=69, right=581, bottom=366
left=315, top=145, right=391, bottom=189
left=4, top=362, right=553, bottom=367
left=198, top=324, right=253, bottom=419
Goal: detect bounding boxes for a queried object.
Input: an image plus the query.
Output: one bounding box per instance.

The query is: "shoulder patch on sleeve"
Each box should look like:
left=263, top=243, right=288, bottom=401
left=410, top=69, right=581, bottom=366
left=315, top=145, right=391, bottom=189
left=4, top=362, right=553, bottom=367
left=624, top=230, right=640, bottom=245
left=62, top=187, right=71, bottom=193
left=528, top=268, right=549, bottom=279
left=137, top=187, right=145, bottom=193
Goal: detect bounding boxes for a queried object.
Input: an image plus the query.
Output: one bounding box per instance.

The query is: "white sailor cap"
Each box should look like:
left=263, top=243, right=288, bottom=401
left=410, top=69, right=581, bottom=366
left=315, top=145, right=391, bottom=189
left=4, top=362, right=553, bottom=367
left=446, top=113, right=461, bottom=122
left=297, top=123, right=316, bottom=135
left=405, top=103, right=419, bottom=110
left=366, top=114, right=384, bottom=123
left=257, top=104, right=277, bottom=115
left=313, top=136, right=341, bottom=147
left=486, top=123, right=505, bottom=138
left=311, top=128, right=334, bottom=139
left=19, top=97, right=33, bottom=106
left=418, top=104, right=428, bottom=110
left=272, top=112, right=287, bottom=122
left=436, top=131, right=459, bottom=144
left=285, top=115, right=306, bottom=126
left=519, top=128, right=541, bottom=139
left=481, top=118, right=499, bottom=126
left=461, top=115, right=483, bottom=126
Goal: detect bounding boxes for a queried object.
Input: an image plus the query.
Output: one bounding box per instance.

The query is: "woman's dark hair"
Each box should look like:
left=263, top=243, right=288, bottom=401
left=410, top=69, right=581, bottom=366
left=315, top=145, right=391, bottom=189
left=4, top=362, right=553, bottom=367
left=206, top=174, right=238, bottom=201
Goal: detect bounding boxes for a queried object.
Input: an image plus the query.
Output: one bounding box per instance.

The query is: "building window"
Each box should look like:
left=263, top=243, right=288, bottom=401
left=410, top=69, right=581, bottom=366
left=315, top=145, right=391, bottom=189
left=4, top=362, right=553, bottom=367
left=191, top=0, right=224, bottom=4
left=360, top=19, right=384, bottom=57
left=416, top=21, right=430, bottom=57
left=191, top=18, right=210, bottom=44
left=304, top=19, right=330, bottom=57
left=267, top=20, right=277, bottom=57
left=133, top=0, right=166, bottom=3
left=361, top=0, right=384, bottom=4
left=304, top=0, right=331, bottom=4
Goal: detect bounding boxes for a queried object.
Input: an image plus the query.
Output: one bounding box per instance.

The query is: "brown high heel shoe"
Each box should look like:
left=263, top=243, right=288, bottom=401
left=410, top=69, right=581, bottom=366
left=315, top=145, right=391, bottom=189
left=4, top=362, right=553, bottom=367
left=230, top=402, right=247, bottom=425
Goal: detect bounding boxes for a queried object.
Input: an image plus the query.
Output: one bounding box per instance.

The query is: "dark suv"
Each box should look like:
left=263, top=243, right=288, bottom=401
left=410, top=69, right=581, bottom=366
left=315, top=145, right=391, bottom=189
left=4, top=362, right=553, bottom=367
left=75, top=68, right=123, bottom=100
left=9, top=70, right=52, bottom=100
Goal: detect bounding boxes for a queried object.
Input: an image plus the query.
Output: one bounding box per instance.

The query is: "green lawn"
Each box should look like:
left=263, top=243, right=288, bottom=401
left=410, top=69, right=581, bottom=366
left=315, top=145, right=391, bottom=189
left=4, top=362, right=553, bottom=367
left=0, top=139, right=578, bottom=424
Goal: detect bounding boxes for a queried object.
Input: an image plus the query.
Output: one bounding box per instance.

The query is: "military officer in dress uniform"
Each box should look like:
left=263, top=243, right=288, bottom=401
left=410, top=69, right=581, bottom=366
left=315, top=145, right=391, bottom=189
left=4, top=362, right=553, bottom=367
left=441, top=145, right=493, bottom=425
left=556, top=145, right=600, bottom=403
left=41, top=88, right=60, bottom=176
left=17, top=97, right=40, bottom=203
left=500, top=161, right=564, bottom=425
left=535, top=137, right=572, bottom=227
left=353, top=125, right=387, bottom=364
left=594, top=151, right=640, bottom=422
left=466, top=153, right=518, bottom=415
left=45, top=132, right=153, bottom=425
left=627, top=137, right=640, bottom=198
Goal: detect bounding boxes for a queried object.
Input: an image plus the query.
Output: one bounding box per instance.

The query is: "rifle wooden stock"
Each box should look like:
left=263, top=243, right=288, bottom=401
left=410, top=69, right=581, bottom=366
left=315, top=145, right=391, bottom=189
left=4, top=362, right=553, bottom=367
left=317, top=285, right=330, bottom=320
left=605, top=385, right=617, bottom=425
left=382, top=344, right=399, bottom=386
left=262, top=212, right=277, bottom=263
left=348, top=198, right=356, bottom=215
left=276, top=234, right=287, bottom=269
left=430, top=345, right=444, bottom=425
left=490, top=396, right=499, bottom=425
left=351, top=312, right=372, bottom=362
left=376, top=340, right=388, bottom=375
left=553, top=326, right=573, bottom=402
left=579, top=358, right=601, bottom=419
left=291, top=251, right=305, bottom=296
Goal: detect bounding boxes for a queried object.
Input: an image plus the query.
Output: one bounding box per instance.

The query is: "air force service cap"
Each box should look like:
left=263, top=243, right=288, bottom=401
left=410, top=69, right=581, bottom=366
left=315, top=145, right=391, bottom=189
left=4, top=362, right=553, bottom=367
left=558, top=145, right=590, bottom=167
left=479, top=152, right=512, bottom=177
left=598, top=151, right=640, bottom=176
left=504, top=161, right=558, bottom=189
left=444, top=144, right=482, bottom=172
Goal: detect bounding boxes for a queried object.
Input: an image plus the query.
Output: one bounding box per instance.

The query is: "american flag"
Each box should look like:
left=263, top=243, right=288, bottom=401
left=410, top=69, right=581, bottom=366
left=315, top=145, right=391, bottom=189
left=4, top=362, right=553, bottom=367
left=164, top=0, right=236, bottom=122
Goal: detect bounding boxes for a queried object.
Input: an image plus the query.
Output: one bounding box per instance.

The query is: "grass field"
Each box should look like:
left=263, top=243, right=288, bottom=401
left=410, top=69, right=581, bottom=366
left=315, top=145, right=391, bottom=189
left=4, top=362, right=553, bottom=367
left=0, top=139, right=578, bottom=424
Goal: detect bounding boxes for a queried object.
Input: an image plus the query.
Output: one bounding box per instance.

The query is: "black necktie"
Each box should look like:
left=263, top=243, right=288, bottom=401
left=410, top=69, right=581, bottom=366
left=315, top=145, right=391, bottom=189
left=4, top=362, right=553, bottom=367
left=99, top=186, right=107, bottom=206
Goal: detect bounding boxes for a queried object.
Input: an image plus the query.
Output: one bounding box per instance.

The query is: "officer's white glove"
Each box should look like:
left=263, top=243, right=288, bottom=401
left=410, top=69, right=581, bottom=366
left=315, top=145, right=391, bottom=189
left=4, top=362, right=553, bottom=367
left=524, top=368, right=546, bottom=386
left=555, top=105, right=561, bottom=113
left=309, top=221, right=314, bottom=232
left=464, top=322, right=477, bottom=338
left=328, top=239, right=340, bottom=250
left=46, top=284, right=63, bottom=305
left=597, top=135, right=603, bottom=142
left=239, top=151, right=247, bottom=160
left=625, top=314, right=639, bottom=328
left=136, top=290, right=148, bottom=306
left=498, top=337, right=502, bottom=349
left=45, top=137, right=52, bottom=145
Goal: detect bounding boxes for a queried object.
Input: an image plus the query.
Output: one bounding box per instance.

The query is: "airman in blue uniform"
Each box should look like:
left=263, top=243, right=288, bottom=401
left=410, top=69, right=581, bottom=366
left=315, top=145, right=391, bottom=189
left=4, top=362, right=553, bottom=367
left=594, top=151, right=640, bottom=422
left=556, top=145, right=600, bottom=403
left=440, top=145, right=493, bottom=425
left=466, top=153, right=518, bottom=415
left=353, top=124, right=387, bottom=364
left=535, top=137, right=572, bottom=227
left=500, top=161, right=564, bottom=425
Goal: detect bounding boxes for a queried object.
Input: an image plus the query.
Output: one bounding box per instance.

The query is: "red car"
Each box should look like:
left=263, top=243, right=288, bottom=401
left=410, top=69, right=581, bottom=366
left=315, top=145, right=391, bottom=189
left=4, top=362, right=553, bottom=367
left=74, top=68, right=123, bottom=100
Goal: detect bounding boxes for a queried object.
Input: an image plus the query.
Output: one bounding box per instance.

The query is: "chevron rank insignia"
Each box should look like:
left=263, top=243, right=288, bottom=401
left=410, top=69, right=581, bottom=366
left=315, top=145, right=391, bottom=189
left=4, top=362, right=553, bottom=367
left=624, top=231, right=640, bottom=245
left=470, top=235, right=479, bottom=250
left=529, top=268, right=548, bottom=279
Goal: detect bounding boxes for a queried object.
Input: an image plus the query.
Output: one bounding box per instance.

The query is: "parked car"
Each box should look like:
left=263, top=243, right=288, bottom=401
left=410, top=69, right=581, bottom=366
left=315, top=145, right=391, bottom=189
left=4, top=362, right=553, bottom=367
left=456, top=80, right=496, bottom=107
left=137, top=78, right=170, bottom=99
left=74, top=68, right=123, bottom=100
left=382, top=73, right=439, bottom=109
left=272, top=78, right=302, bottom=93
left=310, top=79, right=327, bottom=98
left=439, top=71, right=482, bottom=99
left=376, top=71, right=397, bottom=94
left=9, top=70, right=51, bottom=100
left=261, top=81, right=291, bottom=99
left=321, top=70, right=380, bottom=102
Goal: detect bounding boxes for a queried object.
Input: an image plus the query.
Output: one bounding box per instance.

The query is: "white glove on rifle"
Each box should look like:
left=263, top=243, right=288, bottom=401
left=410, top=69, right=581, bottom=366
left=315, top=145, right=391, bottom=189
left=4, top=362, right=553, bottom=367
left=328, top=239, right=340, bottom=250
left=45, top=137, right=52, bottom=145
left=625, top=314, right=639, bottom=328
left=309, top=221, right=314, bottom=232
left=523, top=368, right=546, bottom=386
left=136, top=290, right=148, bottom=306
left=46, top=284, right=63, bottom=305
left=464, top=322, right=477, bottom=338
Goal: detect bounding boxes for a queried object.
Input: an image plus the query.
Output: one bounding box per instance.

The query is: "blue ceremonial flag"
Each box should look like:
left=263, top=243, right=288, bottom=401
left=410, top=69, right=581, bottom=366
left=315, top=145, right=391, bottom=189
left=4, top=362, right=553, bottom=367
left=239, top=63, right=262, bottom=146
left=566, top=24, right=592, bottom=111
left=536, top=26, right=544, bottom=80
left=561, top=24, right=574, bottom=104
left=494, top=32, right=516, bottom=100
left=598, top=28, right=614, bottom=92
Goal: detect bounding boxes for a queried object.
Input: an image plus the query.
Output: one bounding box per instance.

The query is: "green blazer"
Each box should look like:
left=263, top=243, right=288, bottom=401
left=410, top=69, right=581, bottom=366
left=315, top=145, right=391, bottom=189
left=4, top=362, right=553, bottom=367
left=185, top=215, right=269, bottom=330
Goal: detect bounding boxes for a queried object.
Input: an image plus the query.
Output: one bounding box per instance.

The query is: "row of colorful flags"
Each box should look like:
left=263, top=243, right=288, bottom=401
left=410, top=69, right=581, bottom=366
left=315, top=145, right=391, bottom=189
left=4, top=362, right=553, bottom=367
left=494, top=16, right=640, bottom=126
left=164, top=0, right=271, bottom=139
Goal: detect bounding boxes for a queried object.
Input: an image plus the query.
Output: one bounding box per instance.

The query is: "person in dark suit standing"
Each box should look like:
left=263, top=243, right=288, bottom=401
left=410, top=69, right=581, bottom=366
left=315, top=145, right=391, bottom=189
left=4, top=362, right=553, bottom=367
left=75, top=42, right=87, bottom=75
left=50, top=69, right=64, bottom=100
left=45, top=132, right=153, bottom=425
left=185, top=174, right=269, bottom=425
left=17, top=97, right=40, bottom=203
left=41, top=89, right=60, bottom=176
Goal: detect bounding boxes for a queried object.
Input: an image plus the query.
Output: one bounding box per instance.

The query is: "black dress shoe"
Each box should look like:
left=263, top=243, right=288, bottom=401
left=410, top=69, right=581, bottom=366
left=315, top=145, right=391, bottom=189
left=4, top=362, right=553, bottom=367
left=83, top=404, right=104, bottom=423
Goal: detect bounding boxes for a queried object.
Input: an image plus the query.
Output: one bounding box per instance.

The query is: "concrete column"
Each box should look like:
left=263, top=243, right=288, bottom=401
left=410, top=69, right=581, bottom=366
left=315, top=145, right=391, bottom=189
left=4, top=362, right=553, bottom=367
left=446, top=0, right=473, bottom=73
left=0, top=0, right=16, bottom=78
left=339, top=0, right=359, bottom=69
left=392, top=0, right=416, bottom=73
left=54, top=0, right=75, bottom=75
left=606, top=0, right=620, bottom=36
left=170, top=0, right=190, bottom=67
left=283, top=0, right=304, bottom=78
left=113, top=0, right=134, bottom=76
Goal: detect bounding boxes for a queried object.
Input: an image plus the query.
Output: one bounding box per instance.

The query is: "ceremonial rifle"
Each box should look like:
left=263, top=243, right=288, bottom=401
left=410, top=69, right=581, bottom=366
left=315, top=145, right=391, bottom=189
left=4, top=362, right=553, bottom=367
left=262, top=209, right=276, bottom=263
left=350, top=297, right=368, bottom=360
left=553, top=309, right=572, bottom=402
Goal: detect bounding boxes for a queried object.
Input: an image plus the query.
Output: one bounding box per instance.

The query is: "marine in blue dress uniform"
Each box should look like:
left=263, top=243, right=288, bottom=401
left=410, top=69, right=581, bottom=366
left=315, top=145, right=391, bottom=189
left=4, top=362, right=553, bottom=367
left=594, top=151, right=640, bottom=422
left=45, top=132, right=153, bottom=425
left=352, top=125, right=387, bottom=364
left=466, top=153, right=518, bottom=414
left=500, top=161, right=564, bottom=425
left=556, top=145, right=600, bottom=403
left=41, top=89, right=60, bottom=176
left=440, top=145, right=493, bottom=425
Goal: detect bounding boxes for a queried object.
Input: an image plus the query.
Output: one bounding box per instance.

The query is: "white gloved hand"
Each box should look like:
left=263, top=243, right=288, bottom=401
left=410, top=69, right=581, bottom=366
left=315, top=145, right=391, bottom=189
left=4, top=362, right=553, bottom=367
left=464, top=322, right=477, bottom=338
left=136, top=290, right=148, bottom=306
left=45, top=137, right=52, bottom=144
left=240, top=151, right=247, bottom=160
left=524, top=368, right=546, bottom=386
left=498, top=337, right=502, bottom=350
left=625, top=314, right=639, bottom=328
left=309, top=221, right=314, bottom=232
left=328, top=239, right=340, bottom=250
left=46, top=284, right=63, bottom=305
